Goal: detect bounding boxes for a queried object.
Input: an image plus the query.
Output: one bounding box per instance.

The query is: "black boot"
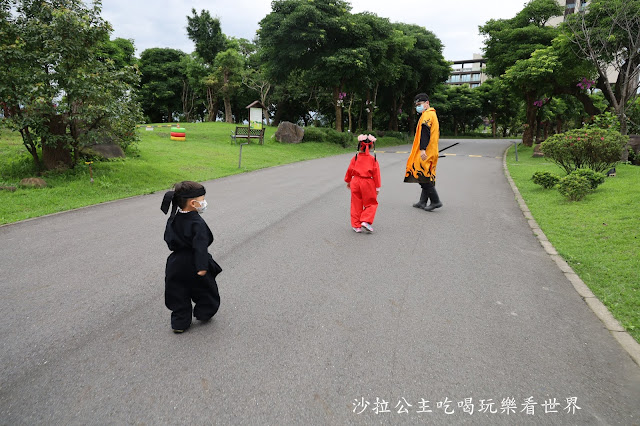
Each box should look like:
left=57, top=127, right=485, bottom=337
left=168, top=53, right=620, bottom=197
left=423, top=186, right=442, bottom=211
left=413, top=188, right=429, bottom=209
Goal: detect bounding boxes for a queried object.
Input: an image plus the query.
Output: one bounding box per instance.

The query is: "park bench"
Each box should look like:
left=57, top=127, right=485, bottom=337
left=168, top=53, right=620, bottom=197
left=231, top=126, right=265, bottom=145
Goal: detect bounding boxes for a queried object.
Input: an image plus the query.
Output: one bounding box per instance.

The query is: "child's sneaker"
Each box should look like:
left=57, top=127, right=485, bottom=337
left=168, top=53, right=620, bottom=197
left=361, top=222, right=373, bottom=233
left=172, top=329, right=185, bottom=334
left=352, top=227, right=362, bottom=233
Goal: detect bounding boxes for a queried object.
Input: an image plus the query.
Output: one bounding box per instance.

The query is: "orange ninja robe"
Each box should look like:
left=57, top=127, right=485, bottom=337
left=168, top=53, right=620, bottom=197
left=344, top=148, right=381, bottom=228
left=404, top=107, right=439, bottom=184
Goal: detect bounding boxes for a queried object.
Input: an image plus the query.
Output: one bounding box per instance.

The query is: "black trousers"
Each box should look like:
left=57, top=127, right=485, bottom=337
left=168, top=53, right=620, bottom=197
left=419, top=181, right=441, bottom=204
left=165, top=251, right=221, bottom=330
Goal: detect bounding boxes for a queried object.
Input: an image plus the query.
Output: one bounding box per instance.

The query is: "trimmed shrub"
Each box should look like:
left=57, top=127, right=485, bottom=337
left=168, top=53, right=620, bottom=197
left=383, top=131, right=406, bottom=140
left=532, top=171, right=560, bottom=189
left=324, top=128, right=353, bottom=147
left=557, top=174, right=591, bottom=201
left=301, top=127, right=325, bottom=143
left=302, top=127, right=353, bottom=147
left=540, top=128, right=627, bottom=174
left=571, top=168, right=605, bottom=189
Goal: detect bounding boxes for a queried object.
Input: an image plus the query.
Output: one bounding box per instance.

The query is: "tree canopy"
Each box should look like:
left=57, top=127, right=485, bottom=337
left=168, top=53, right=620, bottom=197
left=0, top=0, right=142, bottom=171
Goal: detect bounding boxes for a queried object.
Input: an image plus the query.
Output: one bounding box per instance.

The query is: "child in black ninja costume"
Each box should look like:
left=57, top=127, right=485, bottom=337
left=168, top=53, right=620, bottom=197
left=161, top=181, right=221, bottom=333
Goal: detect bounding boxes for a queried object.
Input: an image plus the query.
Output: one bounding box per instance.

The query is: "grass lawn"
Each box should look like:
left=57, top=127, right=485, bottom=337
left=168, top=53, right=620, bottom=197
left=0, top=122, right=406, bottom=225
left=506, top=144, right=639, bottom=342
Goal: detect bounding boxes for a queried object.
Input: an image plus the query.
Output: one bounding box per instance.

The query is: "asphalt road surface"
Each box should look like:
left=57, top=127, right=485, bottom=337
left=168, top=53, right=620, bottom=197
left=1, top=139, right=639, bottom=425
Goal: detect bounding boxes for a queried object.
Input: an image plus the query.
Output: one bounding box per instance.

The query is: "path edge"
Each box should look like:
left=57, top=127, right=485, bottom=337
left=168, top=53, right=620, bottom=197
left=502, top=144, right=640, bottom=367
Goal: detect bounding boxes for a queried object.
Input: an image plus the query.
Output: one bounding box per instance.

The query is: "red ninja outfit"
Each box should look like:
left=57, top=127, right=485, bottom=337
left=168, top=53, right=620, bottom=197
left=344, top=147, right=381, bottom=228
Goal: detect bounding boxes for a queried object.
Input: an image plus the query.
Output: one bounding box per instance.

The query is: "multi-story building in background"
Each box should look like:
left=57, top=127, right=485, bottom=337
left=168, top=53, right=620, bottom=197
left=547, top=0, right=590, bottom=26
left=445, top=54, right=487, bottom=88
left=446, top=1, right=592, bottom=89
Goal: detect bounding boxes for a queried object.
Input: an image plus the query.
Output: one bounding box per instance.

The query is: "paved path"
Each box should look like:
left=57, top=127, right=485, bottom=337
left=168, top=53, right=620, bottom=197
left=1, top=139, right=639, bottom=424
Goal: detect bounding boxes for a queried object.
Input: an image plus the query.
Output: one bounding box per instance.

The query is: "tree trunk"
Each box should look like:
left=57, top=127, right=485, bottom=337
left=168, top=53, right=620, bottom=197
left=492, top=112, right=497, bottom=137
left=273, top=101, right=284, bottom=126
left=19, top=127, right=41, bottom=172
left=42, top=114, right=72, bottom=171
left=224, top=95, right=232, bottom=123
left=366, top=84, right=378, bottom=132
left=347, top=93, right=354, bottom=133
left=535, top=117, right=542, bottom=144
left=333, top=86, right=342, bottom=132
left=522, top=92, right=536, bottom=147
left=389, top=96, right=398, bottom=131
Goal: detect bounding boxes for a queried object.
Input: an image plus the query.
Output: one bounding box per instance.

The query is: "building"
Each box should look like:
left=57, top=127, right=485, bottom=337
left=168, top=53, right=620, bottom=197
left=547, top=0, right=590, bottom=27
left=445, top=54, right=487, bottom=88
left=547, top=0, right=628, bottom=87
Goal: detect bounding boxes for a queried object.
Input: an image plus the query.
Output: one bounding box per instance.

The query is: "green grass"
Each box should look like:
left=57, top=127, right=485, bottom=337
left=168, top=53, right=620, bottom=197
left=0, top=122, right=406, bottom=225
left=506, top=144, right=640, bottom=342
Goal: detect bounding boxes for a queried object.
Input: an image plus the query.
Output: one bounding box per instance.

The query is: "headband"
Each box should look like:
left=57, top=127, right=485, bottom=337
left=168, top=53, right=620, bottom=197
left=160, top=187, right=206, bottom=218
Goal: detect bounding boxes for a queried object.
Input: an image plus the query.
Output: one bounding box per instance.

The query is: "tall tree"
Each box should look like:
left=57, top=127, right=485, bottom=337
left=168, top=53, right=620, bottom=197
left=97, top=36, right=136, bottom=70
left=186, top=9, right=226, bottom=66
left=390, top=23, right=450, bottom=134
left=138, top=48, right=186, bottom=123
left=480, top=0, right=562, bottom=145
left=212, top=46, right=244, bottom=123
left=437, top=85, right=482, bottom=136
left=476, top=78, right=521, bottom=137
left=258, top=0, right=353, bottom=131
left=564, top=0, right=640, bottom=135
left=0, top=0, right=142, bottom=171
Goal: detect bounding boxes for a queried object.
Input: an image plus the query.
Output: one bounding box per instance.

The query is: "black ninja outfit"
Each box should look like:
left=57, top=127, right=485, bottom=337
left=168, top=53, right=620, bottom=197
left=161, top=189, right=221, bottom=331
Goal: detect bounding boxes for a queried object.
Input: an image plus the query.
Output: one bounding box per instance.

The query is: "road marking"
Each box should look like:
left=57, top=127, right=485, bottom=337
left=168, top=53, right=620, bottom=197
left=375, top=151, right=499, bottom=158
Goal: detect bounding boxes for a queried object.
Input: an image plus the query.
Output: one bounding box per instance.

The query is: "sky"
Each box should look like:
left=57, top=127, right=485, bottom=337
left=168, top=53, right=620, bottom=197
left=100, top=0, right=528, bottom=61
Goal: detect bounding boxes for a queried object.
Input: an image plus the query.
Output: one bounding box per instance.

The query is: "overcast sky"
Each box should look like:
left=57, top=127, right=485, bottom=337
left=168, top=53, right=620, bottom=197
left=100, top=0, right=528, bottom=61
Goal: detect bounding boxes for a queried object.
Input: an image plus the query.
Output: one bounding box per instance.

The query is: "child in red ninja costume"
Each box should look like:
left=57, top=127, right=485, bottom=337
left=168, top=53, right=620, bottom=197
left=344, top=134, right=381, bottom=233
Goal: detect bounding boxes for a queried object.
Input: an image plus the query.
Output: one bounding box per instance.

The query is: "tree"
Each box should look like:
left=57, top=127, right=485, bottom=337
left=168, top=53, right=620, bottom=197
left=180, top=53, right=208, bottom=122
left=391, top=23, right=451, bottom=134
left=476, top=77, right=521, bottom=137
left=437, top=85, right=482, bottom=136
left=138, top=48, right=186, bottom=123
left=186, top=9, right=226, bottom=66
left=0, top=0, right=142, bottom=171
left=258, top=0, right=354, bottom=131
left=212, top=46, right=245, bottom=123
left=480, top=0, right=563, bottom=145
left=97, top=36, right=136, bottom=70
left=564, top=0, right=640, bottom=135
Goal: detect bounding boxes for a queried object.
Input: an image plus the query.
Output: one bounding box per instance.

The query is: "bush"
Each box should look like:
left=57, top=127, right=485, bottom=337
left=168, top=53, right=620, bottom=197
left=540, top=128, right=627, bottom=174
left=324, top=128, right=353, bottom=147
left=584, top=111, right=621, bottom=132
left=571, top=168, right=605, bottom=189
left=557, top=174, right=592, bottom=201
left=532, top=171, right=560, bottom=189
left=382, top=131, right=406, bottom=140
left=301, top=127, right=353, bottom=147
left=301, top=127, right=325, bottom=143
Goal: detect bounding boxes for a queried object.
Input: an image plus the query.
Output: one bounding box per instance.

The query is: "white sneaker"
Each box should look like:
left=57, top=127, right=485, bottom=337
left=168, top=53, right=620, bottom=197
left=353, top=227, right=362, bottom=233
left=361, top=222, right=373, bottom=233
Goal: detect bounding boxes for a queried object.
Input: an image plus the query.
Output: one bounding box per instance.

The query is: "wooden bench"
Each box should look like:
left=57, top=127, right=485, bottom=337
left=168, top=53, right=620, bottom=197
left=231, top=126, right=265, bottom=145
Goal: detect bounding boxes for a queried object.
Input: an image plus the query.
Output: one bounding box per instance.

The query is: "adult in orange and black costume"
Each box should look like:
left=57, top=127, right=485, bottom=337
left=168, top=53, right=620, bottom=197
left=404, top=93, right=443, bottom=211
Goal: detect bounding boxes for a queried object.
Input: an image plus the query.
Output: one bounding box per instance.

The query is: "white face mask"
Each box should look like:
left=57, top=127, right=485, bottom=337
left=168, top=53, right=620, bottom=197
left=416, top=104, right=425, bottom=114
left=194, top=199, right=207, bottom=213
